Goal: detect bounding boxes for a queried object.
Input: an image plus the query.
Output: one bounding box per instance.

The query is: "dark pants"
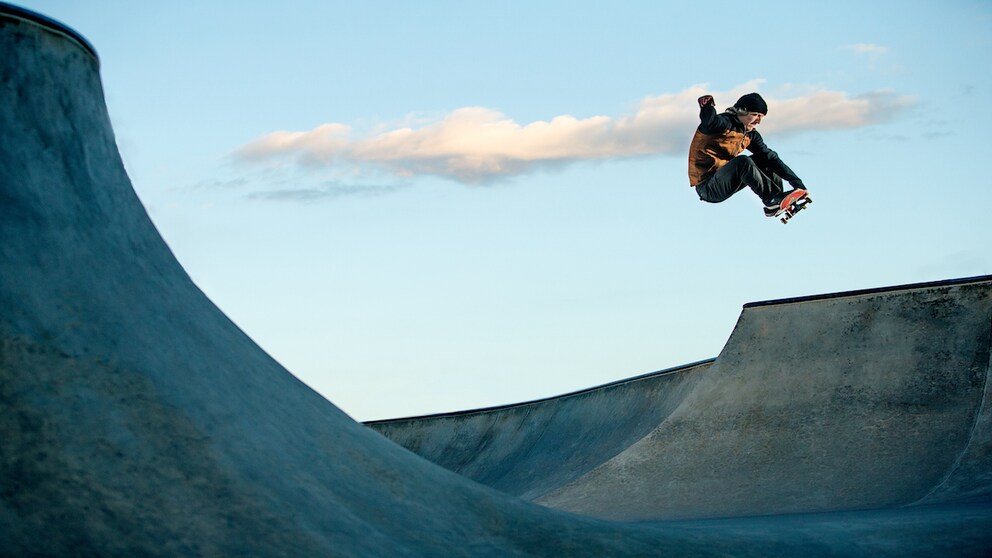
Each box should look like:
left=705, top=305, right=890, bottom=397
left=695, top=156, right=784, bottom=205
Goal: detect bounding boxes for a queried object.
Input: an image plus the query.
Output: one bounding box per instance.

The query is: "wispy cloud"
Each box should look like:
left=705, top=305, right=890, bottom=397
left=246, top=182, right=407, bottom=202
left=192, top=177, right=249, bottom=190
left=847, top=43, right=889, bottom=56
left=760, top=89, right=914, bottom=134
left=233, top=80, right=914, bottom=184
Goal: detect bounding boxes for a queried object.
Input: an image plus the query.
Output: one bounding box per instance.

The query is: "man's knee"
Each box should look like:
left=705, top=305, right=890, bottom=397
left=733, top=156, right=763, bottom=181
left=695, top=183, right=713, bottom=203
left=736, top=156, right=758, bottom=172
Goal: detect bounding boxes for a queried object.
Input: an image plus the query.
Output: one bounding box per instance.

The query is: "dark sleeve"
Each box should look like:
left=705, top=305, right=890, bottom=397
left=746, top=131, right=806, bottom=189
left=697, top=104, right=731, bottom=134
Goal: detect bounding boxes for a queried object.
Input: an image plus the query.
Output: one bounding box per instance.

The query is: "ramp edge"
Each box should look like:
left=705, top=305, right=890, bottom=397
left=366, top=358, right=716, bottom=424
left=744, top=275, right=992, bottom=309
left=0, top=1, right=98, bottom=63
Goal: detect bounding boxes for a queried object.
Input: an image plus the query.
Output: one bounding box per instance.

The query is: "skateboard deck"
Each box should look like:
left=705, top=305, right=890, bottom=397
left=776, top=190, right=812, bottom=224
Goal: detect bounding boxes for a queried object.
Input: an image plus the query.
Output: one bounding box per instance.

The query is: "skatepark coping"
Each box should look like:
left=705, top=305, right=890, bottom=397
left=0, top=2, right=98, bottom=63
left=743, top=274, right=992, bottom=308
left=370, top=275, right=992, bottom=424
left=366, top=358, right=717, bottom=424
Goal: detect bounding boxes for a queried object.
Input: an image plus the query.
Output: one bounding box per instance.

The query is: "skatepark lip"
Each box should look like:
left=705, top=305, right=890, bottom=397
left=368, top=274, right=992, bottom=425
left=365, top=358, right=717, bottom=424
left=0, top=2, right=98, bottom=62
left=743, top=274, right=992, bottom=308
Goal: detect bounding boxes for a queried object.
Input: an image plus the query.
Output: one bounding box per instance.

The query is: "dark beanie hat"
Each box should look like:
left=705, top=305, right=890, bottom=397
left=735, top=93, right=768, bottom=115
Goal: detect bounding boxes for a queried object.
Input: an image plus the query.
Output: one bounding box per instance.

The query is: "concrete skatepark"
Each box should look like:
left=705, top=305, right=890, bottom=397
left=370, top=280, right=992, bottom=522
left=1, top=3, right=991, bottom=556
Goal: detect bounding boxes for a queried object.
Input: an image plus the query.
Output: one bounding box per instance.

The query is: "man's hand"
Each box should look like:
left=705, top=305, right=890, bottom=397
left=698, top=95, right=715, bottom=108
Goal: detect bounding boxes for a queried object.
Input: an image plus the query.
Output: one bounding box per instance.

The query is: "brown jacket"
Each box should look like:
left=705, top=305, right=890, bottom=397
left=688, top=127, right=751, bottom=186
left=687, top=104, right=804, bottom=188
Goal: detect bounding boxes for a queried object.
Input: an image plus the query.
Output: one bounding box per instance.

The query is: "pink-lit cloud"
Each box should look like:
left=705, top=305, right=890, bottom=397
left=234, top=80, right=914, bottom=183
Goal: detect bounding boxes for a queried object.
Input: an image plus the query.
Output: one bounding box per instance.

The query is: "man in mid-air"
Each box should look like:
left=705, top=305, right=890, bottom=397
left=688, top=92, right=807, bottom=217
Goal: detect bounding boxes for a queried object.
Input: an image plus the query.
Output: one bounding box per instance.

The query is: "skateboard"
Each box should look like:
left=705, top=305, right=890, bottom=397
left=776, top=189, right=812, bottom=224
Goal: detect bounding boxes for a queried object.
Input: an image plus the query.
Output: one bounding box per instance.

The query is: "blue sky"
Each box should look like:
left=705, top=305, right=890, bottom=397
left=16, top=0, right=992, bottom=420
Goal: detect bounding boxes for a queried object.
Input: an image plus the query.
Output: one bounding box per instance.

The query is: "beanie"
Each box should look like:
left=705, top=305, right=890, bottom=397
left=734, top=93, right=768, bottom=115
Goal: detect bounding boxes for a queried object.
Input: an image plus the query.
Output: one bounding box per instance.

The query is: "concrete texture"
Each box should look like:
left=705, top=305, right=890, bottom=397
left=541, top=280, right=992, bottom=519
left=373, top=278, right=992, bottom=522
left=0, top=6, right=678, bottom=557
left=371, top=360, right=714, bottom=501
left=2, top=3, right=991, bottom=556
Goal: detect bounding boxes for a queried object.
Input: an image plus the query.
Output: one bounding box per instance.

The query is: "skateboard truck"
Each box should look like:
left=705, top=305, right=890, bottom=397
left=778, top=191, right=812, bottom=225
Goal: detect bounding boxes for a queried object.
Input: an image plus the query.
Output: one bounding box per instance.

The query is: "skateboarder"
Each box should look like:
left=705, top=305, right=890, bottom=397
left=688, top=92, right=807, bottom=217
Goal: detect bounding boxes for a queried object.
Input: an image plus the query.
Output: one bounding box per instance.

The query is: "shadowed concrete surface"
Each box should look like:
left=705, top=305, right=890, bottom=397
left=371, top=360, right=715, bottom=501
left=372, top=277, right=992, bottom=522
left=0, top=5, right=685, bottom=556
left=1, top=3, right=991, bottom=556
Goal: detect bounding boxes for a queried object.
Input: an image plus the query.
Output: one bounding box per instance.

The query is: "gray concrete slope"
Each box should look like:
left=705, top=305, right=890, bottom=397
left=0, top=6, right=714, bottom=557
left=370, top=360, right=713, bottom=500
left=541, top=278, right=992, bottom=520
left=372, top=277, right=992, bottom=521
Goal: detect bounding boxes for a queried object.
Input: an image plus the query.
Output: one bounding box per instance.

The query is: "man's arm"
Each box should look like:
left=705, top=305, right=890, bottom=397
left=747, top=131, right=806, bottom=189
left=696, top=95, right=729, bottom=134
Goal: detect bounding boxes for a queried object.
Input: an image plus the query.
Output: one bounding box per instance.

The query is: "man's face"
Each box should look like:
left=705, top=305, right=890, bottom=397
left=737, top=111, right=764, bottom=131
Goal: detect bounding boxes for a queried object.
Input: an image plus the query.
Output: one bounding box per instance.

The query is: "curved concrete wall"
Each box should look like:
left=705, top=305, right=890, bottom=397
left=373, top=278, right=992, bottom=521
left=0, top=5, right=694, bottom=556
left=370, top=361, right=713, bottom=500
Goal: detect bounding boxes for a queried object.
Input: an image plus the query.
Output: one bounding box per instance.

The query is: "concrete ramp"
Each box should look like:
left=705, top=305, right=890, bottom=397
left=0, top=5, right=692, bottom=556
left=371, top=360, right=713, bottom=500
left=372, top=277, right=992, bottom=521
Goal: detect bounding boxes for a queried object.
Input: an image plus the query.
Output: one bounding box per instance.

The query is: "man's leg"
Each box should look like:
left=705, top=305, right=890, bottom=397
left=751, top=158, right=786, bottom=202
left=695, top=157, right=748, bottom=203
left=696, top=156, right=782, bottom=204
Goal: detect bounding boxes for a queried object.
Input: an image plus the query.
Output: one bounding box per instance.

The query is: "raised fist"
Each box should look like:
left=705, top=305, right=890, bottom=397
left=697, top=95, right=715, bottom=108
